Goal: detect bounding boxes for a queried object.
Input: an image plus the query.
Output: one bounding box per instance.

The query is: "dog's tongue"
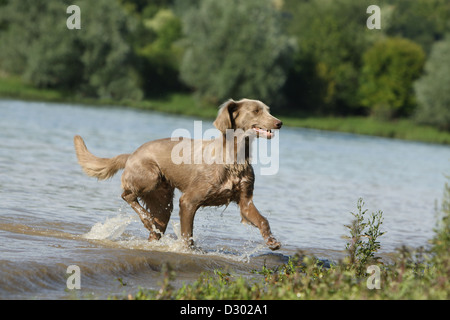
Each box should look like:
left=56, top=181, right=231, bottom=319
left=253, top=127, right=273, bottom=138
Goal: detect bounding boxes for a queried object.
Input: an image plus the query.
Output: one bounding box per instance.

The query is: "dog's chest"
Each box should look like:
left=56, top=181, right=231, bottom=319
left=202, top=164, right=254, bottom=207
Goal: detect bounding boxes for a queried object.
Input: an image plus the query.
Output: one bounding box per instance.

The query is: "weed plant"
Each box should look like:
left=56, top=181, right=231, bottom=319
left=344, top=198, right=385, bottom=276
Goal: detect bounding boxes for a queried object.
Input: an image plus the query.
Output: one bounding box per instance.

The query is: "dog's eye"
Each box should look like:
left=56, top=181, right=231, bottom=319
left=254, top=109, right=259, bottom=114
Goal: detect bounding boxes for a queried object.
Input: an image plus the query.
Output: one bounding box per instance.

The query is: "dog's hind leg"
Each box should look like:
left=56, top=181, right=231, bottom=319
left=121, top=160, right=171, bottom=240
left=139, top=183, right=174, bottom=241
left=121, top=190, right=157, bottom=239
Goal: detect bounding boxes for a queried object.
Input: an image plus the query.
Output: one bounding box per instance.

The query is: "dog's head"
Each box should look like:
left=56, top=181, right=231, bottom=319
left=213, top=99, right=282, bottom=139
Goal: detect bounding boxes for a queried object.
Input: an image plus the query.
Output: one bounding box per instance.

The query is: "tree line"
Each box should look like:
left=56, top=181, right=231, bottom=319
left=0, top=0, right=449, bottom=130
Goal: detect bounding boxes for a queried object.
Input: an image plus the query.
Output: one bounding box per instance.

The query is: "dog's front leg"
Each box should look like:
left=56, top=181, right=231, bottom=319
left=239, top=198, right=281, bottom=250
left=178, top=194, right=199, bottom=248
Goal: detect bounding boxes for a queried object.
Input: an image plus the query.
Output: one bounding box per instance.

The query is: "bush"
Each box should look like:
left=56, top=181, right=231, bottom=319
left=179, top=0, right=294, bottom=106
left=414, top=36, right=450, bottom=131
left=358, top=37, right=425, bottom=119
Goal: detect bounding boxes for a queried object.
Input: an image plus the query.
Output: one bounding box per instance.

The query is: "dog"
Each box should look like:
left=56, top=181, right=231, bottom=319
left=74, top=98, right=282, bottom=250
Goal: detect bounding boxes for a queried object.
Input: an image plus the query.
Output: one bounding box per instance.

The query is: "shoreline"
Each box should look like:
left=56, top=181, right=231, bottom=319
left=1, top=76, right=449, bottom=145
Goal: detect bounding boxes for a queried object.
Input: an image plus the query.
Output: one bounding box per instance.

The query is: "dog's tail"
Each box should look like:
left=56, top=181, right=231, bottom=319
left=73, top=135, right=130, bottom=180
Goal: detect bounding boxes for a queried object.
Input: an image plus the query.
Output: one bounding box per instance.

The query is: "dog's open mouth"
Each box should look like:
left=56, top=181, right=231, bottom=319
left=252, top=126, right=274, bottom=139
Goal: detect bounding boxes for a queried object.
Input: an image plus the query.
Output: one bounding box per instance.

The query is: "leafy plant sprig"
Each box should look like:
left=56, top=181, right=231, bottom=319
left=344, top=198, right=385, bottom=275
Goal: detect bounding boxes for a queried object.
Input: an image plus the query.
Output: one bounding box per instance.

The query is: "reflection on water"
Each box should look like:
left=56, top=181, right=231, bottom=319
left=0, top=99, right=449, bottom=298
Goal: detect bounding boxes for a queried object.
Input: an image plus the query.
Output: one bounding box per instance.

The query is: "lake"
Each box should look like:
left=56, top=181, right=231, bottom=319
left=0, top=99, right=449, bottom=299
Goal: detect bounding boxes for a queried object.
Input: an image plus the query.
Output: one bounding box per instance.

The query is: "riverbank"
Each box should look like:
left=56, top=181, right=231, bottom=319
left=127, top=247, right=449, bottom=300
left=125, top=187, right=450, bottom=300
left=1, top=76, right=450, bottom=144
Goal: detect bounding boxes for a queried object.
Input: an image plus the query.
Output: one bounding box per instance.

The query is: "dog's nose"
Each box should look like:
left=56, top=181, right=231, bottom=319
left=274, top=120, right=283, bottom=129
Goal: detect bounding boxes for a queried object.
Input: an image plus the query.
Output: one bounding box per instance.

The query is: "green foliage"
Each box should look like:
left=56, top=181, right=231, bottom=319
left=1, top=0, right=450, bottom=133
left=414, top=36, right=450, bottom=131
left=431, top=181, right=450, bottom=261
left=386, top=0, right=450, bottom=54
left=0, top=0, right=142, bottom=101
left=344, top=198, right=385, bottom=276
left=135, top=8, right=185, bottom=96
left=179, top=0, right=294, bottom=106
left=0, top=75, right=66, bottom=102
left=77, top=0, right=143, bottom=100
left=283, top=0, right=376, bottom=115
left=358, top=37, right=425, bottom=119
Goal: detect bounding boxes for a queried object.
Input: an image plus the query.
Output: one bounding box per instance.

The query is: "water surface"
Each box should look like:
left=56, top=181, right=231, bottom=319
left=0, top=99, right=448, bottom=299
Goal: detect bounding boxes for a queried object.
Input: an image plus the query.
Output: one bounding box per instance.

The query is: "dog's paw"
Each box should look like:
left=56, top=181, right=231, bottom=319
left=266, top=237, right=281, bottom=251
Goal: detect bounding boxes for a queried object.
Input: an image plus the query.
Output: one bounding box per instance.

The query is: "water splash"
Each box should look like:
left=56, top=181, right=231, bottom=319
left=82, top=214, right=133, bottom=240
left=81, top=213, right=265, bottom=262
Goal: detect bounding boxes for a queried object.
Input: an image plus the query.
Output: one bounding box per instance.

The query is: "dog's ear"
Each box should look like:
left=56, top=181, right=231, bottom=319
left=213, top=99, right=238, bottom=133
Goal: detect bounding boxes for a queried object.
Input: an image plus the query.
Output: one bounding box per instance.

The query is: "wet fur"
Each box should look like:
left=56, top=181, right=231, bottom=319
left=74, top=98, right=283, bottom=250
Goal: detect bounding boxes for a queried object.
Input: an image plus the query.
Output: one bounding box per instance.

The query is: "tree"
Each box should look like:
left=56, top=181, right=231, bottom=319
left=0, top=0, right=143, bottom=101
left=387, top=0, right=450, bottom=54
left=135, top=8, right=185, bottom=96
left=414, top=36, right=450, bottom=131
left=358, top=37, right=425, bottom=119
left=179, top=0, right=294, bottom=106
left=283, top=0, right=376, bottom=115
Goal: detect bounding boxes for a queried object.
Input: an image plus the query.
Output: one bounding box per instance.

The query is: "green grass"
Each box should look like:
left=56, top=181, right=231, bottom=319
left=1, top=75, right=450, bottom=144
left=125, top=93, right=218, bottom=119
left=0, top=76, right=218, bottom=119
left=0, top=75, right=66, bottom=102
left=283, top=116, right=450, bottom=145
